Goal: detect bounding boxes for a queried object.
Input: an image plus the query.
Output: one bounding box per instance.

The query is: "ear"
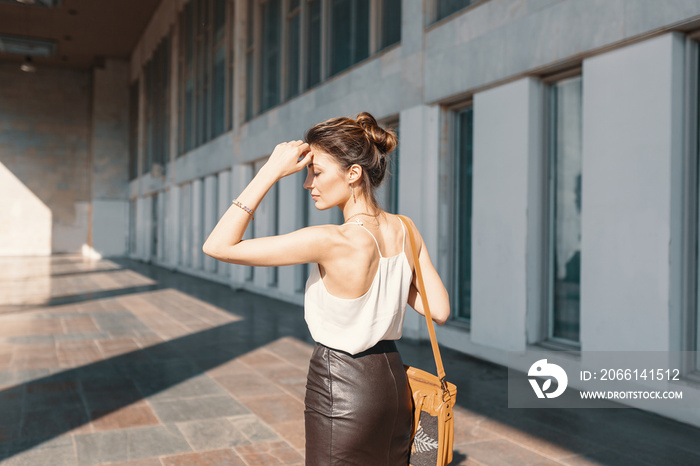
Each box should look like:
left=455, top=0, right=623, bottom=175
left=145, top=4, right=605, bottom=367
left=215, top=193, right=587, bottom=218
left=347, top=164, right=363, bottom=184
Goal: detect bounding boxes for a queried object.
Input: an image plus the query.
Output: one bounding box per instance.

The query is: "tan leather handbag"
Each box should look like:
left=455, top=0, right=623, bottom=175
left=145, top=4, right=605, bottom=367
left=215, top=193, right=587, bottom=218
left=398, top=215, right=457, bottom=466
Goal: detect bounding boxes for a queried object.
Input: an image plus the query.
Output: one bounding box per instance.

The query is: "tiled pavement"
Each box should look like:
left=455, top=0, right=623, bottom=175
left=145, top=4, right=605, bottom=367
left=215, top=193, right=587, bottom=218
left=0, top=256, right=699, bottom=465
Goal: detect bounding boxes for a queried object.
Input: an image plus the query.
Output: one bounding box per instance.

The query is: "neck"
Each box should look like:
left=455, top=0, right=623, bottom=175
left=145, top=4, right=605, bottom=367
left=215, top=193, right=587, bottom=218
left=340, top=197, right=380, bottom=222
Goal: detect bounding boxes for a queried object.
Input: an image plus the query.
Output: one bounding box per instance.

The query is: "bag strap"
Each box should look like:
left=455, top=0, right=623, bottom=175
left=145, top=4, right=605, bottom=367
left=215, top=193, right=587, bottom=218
left=397, top=215, right=449, bottom=390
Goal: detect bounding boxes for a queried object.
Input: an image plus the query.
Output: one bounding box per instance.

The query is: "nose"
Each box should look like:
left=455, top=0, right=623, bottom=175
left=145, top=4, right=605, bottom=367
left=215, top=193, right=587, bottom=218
left=303, top=169, right=313, bottom=190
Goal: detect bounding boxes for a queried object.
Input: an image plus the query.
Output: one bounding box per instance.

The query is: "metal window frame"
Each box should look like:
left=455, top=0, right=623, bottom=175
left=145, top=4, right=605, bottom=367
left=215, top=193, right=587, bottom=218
left=541, top=69, right=583, bottom=348
left=441, top=99, right=473, bottom=326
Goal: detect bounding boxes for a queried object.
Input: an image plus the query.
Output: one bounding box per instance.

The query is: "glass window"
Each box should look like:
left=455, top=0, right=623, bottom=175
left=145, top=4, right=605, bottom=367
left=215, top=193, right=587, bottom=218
left=547, top=76, right=583, bottom=344
left=213, top=46, right=226, bottom=136
left=330, top=0, right=370, bottom=76
left=178, top=0, right=233, bottom=154
left=286, top=1, right=301, bottom=99
left=454, top=107, right=473, bottom=321
left=381, top=0, right=401, bottom=49
left=128, top=80, right=139, bottom=180
left=305, top=0, right=322, bottom=89
left=436, top=0, right=482, bottom=22
left=261, top=0, right=282, bottom=111
left=376, top=124, right=399, bottom=213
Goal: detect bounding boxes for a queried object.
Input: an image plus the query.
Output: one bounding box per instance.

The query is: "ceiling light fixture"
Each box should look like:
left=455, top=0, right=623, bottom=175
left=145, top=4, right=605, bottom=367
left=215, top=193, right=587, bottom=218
left=20, top=55, right=36, bottom=72
left=16, top=0, right=37, bottom=4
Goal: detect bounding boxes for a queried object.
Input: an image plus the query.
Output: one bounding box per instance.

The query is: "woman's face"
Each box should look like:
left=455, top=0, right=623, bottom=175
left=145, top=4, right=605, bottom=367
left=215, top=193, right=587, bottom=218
left=303, top=146, right=349, bottom=210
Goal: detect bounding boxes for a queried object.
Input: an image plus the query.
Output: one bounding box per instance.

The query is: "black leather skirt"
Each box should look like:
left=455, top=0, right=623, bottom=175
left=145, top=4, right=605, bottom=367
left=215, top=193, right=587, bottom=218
left=304, top=340, right=412, bottom=465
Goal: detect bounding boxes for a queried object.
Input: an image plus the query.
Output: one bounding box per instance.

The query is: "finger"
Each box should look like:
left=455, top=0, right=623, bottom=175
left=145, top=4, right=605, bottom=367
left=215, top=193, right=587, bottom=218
left=297, top=151, right=313, bottom=166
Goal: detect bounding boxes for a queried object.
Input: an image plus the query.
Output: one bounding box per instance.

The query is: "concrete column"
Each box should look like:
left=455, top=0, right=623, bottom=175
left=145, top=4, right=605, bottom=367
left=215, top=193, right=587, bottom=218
left=398, top=104, right=441, bottom=340
left=180, top=183, right=192, bottom=268
left=580, top=32, right=685, bottom=352
left=167, top=184, right=181, bottom=268
left=400, top=0, right=426, bottom=110
left=156, top=191, right=163, bottom=261
left=217, top=170, right=232, bottom=279
left=191, top=178, right=203, bottom=270
left=470, top=77, right=544, bottom=352
left=203, top=174, right=218, bottom=273
left=90, top=59, right=131, bottom=257
left=252, top=160, right=274, bottom=288
left=276, top=173, right=300, bottom=295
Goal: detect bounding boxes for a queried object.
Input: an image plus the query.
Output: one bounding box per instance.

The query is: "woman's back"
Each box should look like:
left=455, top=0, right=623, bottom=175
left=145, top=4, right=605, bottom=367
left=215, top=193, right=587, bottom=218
left=304, top=213, right=416, bottom=355
left=317, top=212, right=415, bottom=299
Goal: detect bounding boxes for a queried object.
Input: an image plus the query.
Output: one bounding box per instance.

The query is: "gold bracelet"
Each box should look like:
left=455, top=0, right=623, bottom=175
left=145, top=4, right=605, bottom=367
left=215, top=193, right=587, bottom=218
left=231, top=199, right=255, bottom=220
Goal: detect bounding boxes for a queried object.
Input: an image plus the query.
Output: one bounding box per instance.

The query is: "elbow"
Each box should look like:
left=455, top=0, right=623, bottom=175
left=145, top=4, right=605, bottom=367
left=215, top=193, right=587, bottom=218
left=202, top=243, right=217, bottom=259
left=435, top=314, right=449, bottom=326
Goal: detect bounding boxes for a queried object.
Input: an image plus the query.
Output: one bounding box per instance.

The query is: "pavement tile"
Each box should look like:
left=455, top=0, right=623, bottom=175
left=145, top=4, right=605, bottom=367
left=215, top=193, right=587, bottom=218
left=204, top=359, right=252, bottom=378
left=145, top=374, right=229, bottom=402
left=231, top=415, right=281, bottom=444
left=459, top=438, right=565, bottom=466
left=124, top=424, right=192, bottom=460
left=96, top=459, right=161, bottom=466
left=270, top=420, right=305, bottom=449
left=25, top=379, right=84, bottom=411
left=2, top=434, right=77, bottom=465
left=96, top=338, right=143, bottom=358
left=263, top=337, right=313, bottom=368
left=235, top=441, right=304, bottom=465
left=160, top=448, right=247, bottom=466
left=175, top=418, right=250, bottom=451
left=149, top=395, right=250, bottom=423
left=242, top=393, right=305, bottom=425
left=237, top=349, right=286, bottom=368
left=75, top=429, right=129, bottom=465
left=90, top=401, right=160, bottom=432
left=21, top=406, right=92, bottom=438
left=214, top=372, right=285, bottom=398
left=57, top=341, right=104, bottom=367
left=61, top=315, right=101, bottom=334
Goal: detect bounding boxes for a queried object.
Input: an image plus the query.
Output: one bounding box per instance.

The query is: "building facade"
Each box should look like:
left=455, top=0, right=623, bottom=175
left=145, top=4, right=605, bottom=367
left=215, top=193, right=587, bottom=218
left=3, top=0, right=700, bottom=427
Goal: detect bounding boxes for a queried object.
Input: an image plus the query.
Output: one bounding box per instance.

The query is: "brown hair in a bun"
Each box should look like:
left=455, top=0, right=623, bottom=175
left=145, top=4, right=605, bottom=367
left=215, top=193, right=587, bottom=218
left=304, top=111, right=398, bottom=211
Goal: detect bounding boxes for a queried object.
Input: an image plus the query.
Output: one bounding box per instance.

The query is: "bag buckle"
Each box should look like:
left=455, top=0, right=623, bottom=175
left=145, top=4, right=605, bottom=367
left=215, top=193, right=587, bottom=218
left=440, top=377, right=451, bottom=401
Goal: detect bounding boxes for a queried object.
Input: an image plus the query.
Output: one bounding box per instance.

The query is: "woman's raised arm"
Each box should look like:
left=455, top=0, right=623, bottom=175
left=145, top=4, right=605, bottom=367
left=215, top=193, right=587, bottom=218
left=202, top=140, right=324, bottom=266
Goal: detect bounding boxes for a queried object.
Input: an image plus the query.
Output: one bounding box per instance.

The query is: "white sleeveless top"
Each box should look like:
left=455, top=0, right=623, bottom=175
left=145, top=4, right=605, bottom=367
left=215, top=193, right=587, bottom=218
left=304, top=216, right=413, bottom=355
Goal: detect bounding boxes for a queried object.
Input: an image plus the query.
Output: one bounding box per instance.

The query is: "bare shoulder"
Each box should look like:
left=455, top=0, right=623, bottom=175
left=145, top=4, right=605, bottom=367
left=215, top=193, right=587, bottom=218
left=394, top=214, right=424, bottom=245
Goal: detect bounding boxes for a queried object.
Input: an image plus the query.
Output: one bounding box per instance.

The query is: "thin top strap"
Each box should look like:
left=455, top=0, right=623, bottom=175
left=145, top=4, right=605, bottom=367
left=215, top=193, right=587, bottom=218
left=398, top=215, right=407, bottom=252
left=345, top=218, right=383, bottom=258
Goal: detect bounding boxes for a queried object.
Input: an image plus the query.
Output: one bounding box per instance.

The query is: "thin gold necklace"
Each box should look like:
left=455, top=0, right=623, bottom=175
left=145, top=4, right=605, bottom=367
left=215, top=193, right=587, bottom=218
left=344, top=211, right=380, bottom=224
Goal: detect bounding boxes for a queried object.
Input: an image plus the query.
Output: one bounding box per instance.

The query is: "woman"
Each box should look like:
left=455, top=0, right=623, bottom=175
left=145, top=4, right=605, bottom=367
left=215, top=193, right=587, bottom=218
left=203, top=112, right=450, bottom=465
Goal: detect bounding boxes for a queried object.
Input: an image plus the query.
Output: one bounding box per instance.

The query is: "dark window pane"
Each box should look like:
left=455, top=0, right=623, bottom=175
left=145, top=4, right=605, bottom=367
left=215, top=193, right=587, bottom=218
left=330, top=0, right=352, bottom=75
left=246, top=50, right=255, bottom=119
left=128, top=80, right=139, bottom=180
left=185, top=78, right=194, bottom=151
left=289, top=0, right=300, bottom=10
left=381, top=0, right=401, bottom=48
left=214, top=0, right=226, bottom=43
left=261, top=0, right=281, bottom=111
left=213, top=45, right=226, bottom=137
left=185, top=2, right=194, bottom=72
left=286, top=12, right=300, bottom=99
left=247, top=0, right=255, bottom=47
left=354, top=0, right=370, bottom=62
left=437, top=0, right=476, bottom=22
left=455, top=107, right=473, bottom=321
left=306, top=0, right=321, bottom=88
left=331, top=0, right=370, bottom=75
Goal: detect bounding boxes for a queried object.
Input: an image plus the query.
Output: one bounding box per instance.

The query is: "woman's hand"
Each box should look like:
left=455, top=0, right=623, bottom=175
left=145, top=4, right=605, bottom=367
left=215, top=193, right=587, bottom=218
left=263, top=140, right=313, bottom=180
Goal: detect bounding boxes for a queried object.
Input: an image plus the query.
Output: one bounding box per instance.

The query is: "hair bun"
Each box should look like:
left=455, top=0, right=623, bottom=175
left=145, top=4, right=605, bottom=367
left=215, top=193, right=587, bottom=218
left=355, top=112, right=398, bottom=155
